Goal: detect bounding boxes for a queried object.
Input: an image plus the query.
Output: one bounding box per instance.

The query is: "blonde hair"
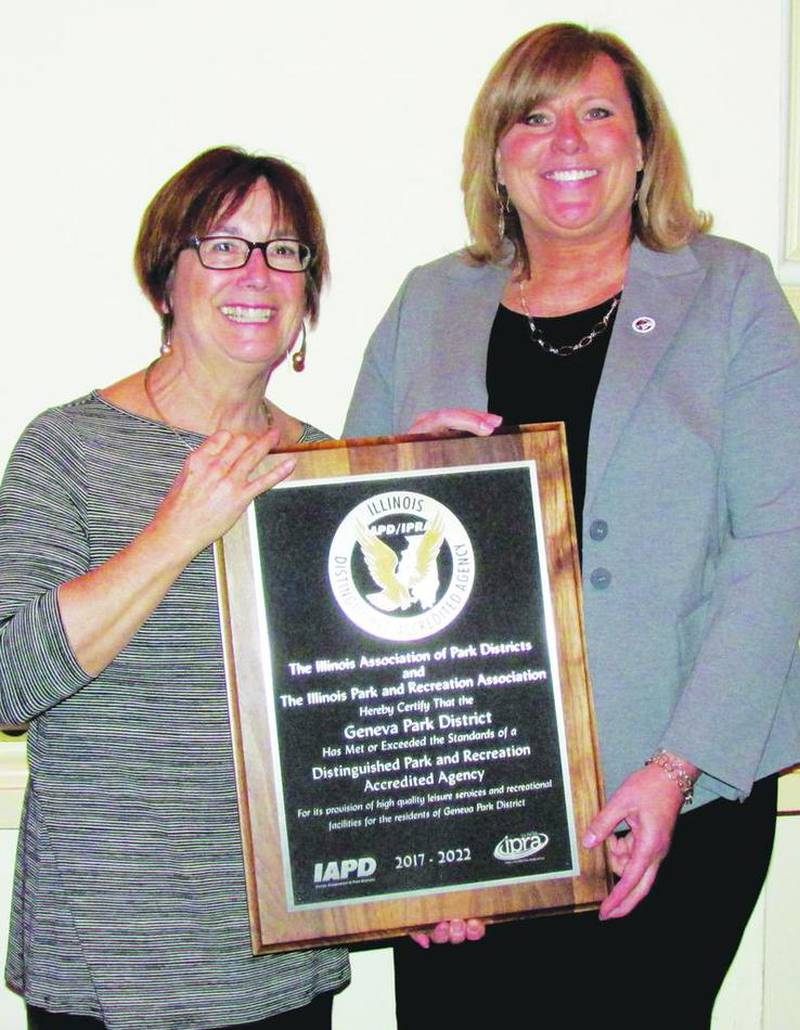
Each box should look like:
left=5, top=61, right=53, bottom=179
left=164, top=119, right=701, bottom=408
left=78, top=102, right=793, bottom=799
left=462, top=23, right=711, bottom=273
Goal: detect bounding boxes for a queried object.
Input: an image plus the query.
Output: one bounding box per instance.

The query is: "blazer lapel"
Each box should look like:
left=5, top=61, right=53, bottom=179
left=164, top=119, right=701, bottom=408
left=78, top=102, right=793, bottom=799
left=584, top=240, right=707, bottom=514
left=433, top=259, right=510, bottom=412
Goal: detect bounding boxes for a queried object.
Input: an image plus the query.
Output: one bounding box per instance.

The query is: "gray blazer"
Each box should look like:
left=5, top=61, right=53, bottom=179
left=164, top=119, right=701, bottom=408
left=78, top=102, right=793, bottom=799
left=344, top=235, right=800, bottom=805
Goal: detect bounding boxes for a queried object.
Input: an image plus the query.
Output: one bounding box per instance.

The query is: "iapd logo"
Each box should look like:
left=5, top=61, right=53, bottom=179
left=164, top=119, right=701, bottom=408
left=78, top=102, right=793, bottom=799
left=328, top=490, right=475, bottom=642
left=313, top=856, right=377, bottom=887
left=493, top=831, right=549, bottom=863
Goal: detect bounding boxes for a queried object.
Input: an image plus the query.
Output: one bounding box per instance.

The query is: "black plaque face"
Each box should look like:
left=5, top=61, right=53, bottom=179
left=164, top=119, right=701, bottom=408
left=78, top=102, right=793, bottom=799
left=249, top=462, right=578, bottom=910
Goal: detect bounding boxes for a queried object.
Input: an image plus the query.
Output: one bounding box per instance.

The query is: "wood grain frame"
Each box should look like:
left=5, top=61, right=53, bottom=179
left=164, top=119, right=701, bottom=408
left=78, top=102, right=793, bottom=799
left=215, top=426, right=609, bottom=952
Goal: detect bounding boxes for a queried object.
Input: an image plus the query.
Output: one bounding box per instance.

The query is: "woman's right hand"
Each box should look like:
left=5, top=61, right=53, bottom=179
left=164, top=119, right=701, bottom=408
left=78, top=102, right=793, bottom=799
left=154, top=427, right=296, bottom=561
left=58, top=428, right=294, bottom=678
left=406, top=409, right=502, bottom=437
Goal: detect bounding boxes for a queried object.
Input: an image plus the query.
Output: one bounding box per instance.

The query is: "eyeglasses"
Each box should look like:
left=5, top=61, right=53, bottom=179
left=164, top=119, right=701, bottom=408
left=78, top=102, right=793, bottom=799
left=187, top=236, right=312, bottom=272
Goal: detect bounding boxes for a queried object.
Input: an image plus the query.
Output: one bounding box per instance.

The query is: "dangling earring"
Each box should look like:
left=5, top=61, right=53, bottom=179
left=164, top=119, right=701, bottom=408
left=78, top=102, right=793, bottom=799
left=632, top=169, right=644, bottom=207
left=495, top=181, right=511, bottom=241
left=160, top=305, right=173, bottom=356
left=292, top=321, right=307, bottom=372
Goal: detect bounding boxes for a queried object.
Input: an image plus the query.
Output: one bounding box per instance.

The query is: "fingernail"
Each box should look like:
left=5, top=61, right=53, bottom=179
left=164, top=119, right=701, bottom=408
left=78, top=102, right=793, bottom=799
left=582, top=831, right=597, bottom=847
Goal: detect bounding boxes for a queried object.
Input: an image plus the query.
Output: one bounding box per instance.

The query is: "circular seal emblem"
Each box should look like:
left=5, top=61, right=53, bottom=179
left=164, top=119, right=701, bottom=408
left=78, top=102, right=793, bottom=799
left=631, top=315, right=656, bottom=334
left=328, top=490, right=475, bottom=642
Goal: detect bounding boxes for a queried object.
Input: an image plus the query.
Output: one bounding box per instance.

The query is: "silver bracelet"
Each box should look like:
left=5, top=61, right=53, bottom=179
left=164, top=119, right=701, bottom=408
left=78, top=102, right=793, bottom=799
left=645, top=749, right=695, bottom=806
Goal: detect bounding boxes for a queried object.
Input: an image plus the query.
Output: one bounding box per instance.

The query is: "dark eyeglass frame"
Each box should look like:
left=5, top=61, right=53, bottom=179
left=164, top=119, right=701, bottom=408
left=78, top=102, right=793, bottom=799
left=186, top=235, right=313, bottom=272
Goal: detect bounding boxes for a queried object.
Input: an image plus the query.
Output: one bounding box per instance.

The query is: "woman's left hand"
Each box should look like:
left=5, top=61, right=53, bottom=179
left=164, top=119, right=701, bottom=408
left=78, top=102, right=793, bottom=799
left=410, top=918, right=486, bottom=948
left=406, top=409, right=502, bottom=437
left=582, top=756, right=696, bottom=920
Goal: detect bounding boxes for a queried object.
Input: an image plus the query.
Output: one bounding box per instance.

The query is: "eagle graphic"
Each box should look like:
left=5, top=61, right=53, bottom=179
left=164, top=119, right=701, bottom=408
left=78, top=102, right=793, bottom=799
left=356, top=514, right=446, bottom=613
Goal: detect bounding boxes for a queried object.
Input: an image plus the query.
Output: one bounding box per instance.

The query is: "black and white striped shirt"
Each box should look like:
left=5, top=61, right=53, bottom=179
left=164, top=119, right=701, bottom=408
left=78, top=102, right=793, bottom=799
left=0, top=392, right=349, bottom=1029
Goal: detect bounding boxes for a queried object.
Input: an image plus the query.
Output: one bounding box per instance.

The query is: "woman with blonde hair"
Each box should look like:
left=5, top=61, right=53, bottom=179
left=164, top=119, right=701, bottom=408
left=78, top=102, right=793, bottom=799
left=345, top=23, right=800, bottom=1028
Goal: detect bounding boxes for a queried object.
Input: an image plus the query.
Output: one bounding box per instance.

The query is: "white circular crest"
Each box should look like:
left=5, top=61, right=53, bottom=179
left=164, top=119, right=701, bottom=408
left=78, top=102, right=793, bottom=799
left=328, top=490, right=475, bottom=642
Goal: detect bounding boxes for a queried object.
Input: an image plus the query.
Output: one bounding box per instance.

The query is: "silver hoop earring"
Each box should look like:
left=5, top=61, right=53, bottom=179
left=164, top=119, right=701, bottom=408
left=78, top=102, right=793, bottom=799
left=292, top=322, right=307, bottom=373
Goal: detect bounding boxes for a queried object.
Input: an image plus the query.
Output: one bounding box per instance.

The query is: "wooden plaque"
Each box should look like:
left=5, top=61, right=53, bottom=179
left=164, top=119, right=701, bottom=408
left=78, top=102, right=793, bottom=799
left=215, top=425, right=609, bottom=952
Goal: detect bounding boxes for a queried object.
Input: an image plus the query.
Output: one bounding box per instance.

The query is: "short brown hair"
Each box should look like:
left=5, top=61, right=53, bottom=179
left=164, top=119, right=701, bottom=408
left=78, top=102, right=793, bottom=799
left=462, top=23, right=711, bottom=272
left=135, top=146, right=329, bottom=340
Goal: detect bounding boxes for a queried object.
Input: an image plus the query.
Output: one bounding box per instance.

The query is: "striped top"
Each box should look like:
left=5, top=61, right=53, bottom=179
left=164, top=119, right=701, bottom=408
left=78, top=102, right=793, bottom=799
left=0, top=392, right=349, bottom=1029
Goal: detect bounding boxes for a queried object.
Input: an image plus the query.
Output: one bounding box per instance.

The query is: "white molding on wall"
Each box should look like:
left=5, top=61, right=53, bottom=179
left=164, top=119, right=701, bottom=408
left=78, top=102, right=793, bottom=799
left=781, top=0, right=800, bottom=281
left=784, top=283, right=800, bottom=316
left=0, top=741, right=26, bottom=829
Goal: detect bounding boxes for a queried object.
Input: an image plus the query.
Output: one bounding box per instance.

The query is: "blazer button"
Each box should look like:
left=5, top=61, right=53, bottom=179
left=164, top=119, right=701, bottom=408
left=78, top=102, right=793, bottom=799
left=589, top=519, right=608, bottom=541
left=590, top=567, right=612, bottom=590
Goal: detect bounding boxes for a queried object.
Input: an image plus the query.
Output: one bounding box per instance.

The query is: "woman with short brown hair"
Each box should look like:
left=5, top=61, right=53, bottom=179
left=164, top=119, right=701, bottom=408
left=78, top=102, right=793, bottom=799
left=1, top=146, right=348, bottom=1029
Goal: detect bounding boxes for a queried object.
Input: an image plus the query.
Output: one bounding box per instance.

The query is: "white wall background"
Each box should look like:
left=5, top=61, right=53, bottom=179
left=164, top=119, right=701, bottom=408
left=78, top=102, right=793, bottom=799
left=0, top=0, right=790, bottom=464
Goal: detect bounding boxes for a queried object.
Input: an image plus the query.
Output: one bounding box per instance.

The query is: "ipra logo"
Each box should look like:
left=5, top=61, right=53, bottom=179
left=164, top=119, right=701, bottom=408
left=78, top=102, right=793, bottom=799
left=493, top=831, right=549, bottom=863
left=313, top=856, right=377, bottom=885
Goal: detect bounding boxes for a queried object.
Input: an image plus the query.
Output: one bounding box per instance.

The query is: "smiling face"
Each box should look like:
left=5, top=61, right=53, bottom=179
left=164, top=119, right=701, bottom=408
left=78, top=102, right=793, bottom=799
left=496, top=53, right=643, bottom=248
left=167, top=180, right=306, bottom=370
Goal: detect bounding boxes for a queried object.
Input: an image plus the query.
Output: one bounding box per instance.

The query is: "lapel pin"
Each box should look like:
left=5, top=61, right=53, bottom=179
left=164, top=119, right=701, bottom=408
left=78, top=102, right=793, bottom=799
left=632, top=316, right=656, bottom=334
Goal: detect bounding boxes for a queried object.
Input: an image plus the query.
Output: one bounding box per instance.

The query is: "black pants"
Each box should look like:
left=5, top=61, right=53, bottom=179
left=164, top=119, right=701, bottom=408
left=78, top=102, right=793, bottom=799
left=394, top=775, right=777, bottom=1030
left=27, top=991, right=333, bottom=1030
